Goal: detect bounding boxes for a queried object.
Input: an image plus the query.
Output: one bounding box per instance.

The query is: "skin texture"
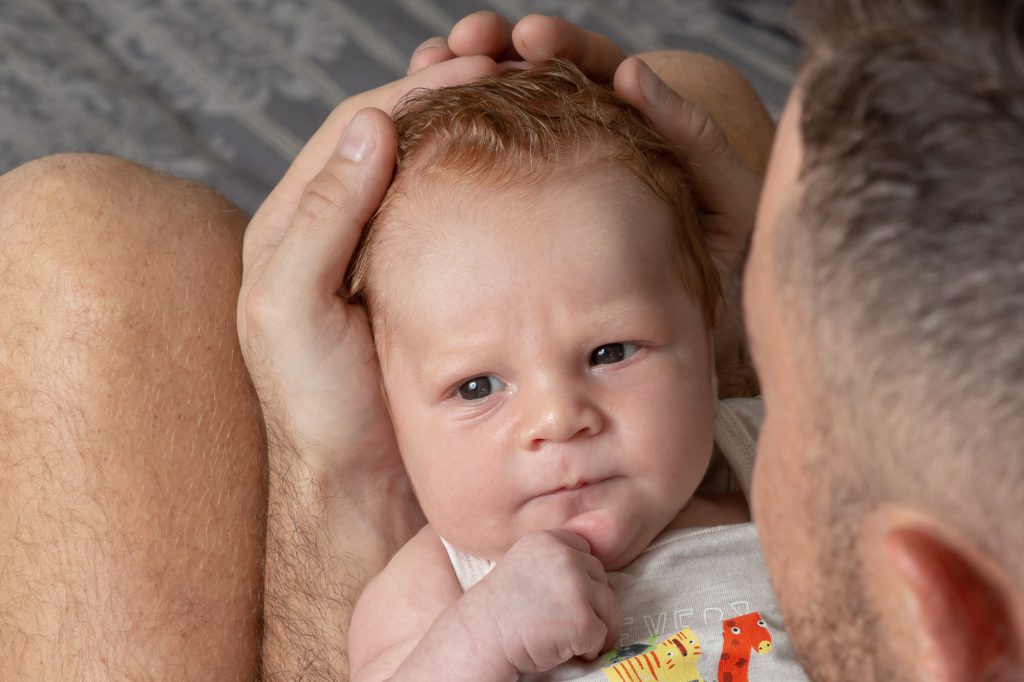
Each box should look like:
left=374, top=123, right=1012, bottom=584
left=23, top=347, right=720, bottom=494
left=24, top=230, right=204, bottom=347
left=0, top=15, right=774, bottom=682
left=744, top=92, right=863, bottom=680
left=0, top=154, right=265, bottom=680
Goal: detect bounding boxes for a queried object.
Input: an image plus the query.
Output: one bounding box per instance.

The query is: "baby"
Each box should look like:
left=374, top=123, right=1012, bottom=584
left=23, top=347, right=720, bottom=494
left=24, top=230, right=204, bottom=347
left=347, top=61, right=806, bottom=681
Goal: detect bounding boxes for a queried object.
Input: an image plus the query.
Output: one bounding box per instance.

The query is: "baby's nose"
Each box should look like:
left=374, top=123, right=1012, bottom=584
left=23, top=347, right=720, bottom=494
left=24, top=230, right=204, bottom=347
left=519, top=384, right=603, bottom=450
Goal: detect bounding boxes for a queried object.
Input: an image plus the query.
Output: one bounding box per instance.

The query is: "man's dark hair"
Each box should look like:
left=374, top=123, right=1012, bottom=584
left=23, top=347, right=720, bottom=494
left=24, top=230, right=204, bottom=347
left=787, top=0, right=1024, bottom=568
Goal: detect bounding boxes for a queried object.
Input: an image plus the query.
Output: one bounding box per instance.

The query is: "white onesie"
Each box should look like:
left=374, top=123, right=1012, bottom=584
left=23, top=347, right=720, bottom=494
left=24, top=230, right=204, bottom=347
left=441, top=399, right=809, bottom=682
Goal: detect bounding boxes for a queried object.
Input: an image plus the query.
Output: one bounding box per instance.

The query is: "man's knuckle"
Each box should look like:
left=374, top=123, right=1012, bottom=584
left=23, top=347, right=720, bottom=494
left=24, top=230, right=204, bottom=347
left=243, top=281, right=285, bottom=332
left=297, top=172, right=351, bottom=224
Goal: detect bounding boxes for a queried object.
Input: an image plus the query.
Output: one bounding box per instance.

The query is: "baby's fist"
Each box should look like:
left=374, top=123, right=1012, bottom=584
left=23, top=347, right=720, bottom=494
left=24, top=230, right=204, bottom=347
left=464, top=529, right=620, bottom=674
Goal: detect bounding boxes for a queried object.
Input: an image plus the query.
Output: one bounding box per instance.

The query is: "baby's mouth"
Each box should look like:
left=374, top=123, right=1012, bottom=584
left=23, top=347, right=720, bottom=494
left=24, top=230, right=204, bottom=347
left=541, top=476, right=615, bottom=497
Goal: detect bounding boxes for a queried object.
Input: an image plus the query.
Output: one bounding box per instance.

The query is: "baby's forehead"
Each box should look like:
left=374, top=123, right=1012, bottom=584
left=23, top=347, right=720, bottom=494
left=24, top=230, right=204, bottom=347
left=378, top=156, right=666, bottom=244
left=372, top=171, right=661, bottom=304
left=368, top=163, right=687, bottom=332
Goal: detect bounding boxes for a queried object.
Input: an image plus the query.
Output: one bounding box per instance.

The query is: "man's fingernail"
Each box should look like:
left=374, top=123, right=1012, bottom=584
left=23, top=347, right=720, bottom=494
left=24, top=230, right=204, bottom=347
left=637, top=60, right=671, bottom=109
left=338, top=114, right=376, bottom=162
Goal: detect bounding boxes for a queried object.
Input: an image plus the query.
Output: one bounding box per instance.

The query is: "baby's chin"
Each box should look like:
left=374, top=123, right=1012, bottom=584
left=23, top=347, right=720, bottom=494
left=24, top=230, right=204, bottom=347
left=563, top=508, right=660, bottom=571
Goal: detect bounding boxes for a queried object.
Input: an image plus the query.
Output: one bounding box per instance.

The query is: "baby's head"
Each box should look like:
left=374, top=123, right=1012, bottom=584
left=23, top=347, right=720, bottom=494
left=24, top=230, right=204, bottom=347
left=348, top=61, right=721, bottom=569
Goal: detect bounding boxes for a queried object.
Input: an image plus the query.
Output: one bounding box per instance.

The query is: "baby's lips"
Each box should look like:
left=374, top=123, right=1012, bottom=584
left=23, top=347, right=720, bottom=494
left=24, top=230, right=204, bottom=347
left=539, top=474, right=617, bottom=498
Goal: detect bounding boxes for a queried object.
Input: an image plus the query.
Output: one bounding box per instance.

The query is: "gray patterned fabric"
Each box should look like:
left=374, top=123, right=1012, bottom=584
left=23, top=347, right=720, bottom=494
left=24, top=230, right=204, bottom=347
left=0, top=0, right=798, bottom=214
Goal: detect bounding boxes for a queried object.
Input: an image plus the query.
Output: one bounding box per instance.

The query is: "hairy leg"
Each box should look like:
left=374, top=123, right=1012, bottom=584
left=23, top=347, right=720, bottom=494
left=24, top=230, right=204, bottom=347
left=0, top=154, right=264, bottom=680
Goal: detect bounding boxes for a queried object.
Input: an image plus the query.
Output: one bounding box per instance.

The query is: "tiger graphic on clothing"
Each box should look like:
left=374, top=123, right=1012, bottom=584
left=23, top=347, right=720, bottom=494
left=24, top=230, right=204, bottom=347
left=601, top=628, right=704, bottom=682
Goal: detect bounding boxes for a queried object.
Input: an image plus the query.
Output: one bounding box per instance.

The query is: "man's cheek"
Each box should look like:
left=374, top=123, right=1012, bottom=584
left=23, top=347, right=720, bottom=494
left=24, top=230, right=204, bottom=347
left=751, top=421, right=781, bottom=523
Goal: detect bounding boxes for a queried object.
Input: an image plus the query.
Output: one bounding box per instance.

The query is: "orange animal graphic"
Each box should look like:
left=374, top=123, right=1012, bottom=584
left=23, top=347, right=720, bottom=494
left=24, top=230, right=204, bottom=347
left=716, top=612, right=773, bottom=682
left=602, top=628, right=704, bottom=682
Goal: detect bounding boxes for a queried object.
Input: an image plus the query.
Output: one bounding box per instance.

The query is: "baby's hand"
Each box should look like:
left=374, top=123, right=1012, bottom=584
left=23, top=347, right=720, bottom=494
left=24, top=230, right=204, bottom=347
left=459, top=530, right=620, bottom=674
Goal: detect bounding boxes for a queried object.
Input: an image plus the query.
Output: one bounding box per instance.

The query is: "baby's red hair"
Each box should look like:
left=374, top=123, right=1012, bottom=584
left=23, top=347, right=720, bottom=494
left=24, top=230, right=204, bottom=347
left=347, top=60, right=721, bottom=332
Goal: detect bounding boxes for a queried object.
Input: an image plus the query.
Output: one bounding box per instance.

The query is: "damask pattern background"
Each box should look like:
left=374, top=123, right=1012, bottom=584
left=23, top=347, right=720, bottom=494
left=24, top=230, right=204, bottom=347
left=0, top=0, right=798, bottom=213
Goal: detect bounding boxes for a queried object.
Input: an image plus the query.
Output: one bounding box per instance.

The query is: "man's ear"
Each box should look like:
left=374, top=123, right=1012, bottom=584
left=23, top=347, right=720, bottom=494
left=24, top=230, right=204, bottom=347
left=883, top=527, right=1019, bottom=681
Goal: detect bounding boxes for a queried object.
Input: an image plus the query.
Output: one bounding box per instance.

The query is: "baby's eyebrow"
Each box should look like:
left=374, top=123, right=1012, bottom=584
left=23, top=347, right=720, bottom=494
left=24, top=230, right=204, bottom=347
left=417, top=346, right=489, bottom=378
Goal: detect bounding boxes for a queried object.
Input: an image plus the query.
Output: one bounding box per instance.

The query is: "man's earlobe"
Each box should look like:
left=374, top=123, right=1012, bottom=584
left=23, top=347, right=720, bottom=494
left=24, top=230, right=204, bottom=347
left=884, top=527, right=1018, bottom=681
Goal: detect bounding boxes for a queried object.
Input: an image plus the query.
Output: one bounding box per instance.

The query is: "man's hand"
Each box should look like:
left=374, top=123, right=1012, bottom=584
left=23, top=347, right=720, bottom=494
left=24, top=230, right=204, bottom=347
left=240, top=55, right=499, bottom=486
left=412, top=12, right=769, bottom=396
left=237, top=56, right=498, bottom=680
left=239, top=54, right=499, bottom=545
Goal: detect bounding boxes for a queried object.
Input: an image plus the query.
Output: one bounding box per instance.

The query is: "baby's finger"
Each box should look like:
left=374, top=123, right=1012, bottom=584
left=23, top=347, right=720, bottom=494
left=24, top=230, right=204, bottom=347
left=512, top=15, right=626, bottom=81
left=408, top=37, right=456, bottom=75
left=572, top=590, right=615, bottom=662
left=589, top=581, right=621, bottom=657
left=255, top=109, right=396, bottom=319
left=545, top=528, right=592, bottom=555
left=578, top=550, right=609, bottom=585
left=448, top=11, right=520, bottom=62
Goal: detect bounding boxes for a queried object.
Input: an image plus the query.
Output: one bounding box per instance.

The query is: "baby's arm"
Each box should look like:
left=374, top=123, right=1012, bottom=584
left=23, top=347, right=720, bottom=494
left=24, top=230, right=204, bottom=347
left=349, top=525, right=477, bottom=680
left=349, top=527, right=620, bottom=681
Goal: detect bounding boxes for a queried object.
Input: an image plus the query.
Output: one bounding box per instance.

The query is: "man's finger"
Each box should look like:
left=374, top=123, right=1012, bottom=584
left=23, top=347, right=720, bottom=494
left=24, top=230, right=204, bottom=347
left=243, top=55, right=498, bottom=271
left=255, top=109, right=396, bottom=315
left=448, top=11, right=519, bottom=62
left=512, top=14, right=626, bottom=81
left=613, top=57, right=760, bottom=217
left=408, top=36, right=456, bottom=75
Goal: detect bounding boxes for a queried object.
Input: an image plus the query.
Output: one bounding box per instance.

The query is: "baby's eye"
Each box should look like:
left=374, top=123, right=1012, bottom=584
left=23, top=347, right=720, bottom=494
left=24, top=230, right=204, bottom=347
left=457, top=376, right=507, bottom=401
left=589, top=342, right=639, bottom=366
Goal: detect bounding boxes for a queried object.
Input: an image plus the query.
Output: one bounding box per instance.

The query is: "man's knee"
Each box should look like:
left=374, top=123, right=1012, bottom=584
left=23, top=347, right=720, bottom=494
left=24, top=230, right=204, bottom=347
left=0, top=155, right=263, bottom=680
left=0, top=152, right=248, bottom=285
left=0, top=153, right=253, bottom=438
left=0, top=153, right=248, bottom=345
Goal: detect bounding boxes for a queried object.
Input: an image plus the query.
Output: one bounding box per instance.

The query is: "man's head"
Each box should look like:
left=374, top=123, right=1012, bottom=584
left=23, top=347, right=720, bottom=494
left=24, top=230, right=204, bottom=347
left=748, top=1, right=1024, bottom=679
left=347, top=62, right=721, bottom=569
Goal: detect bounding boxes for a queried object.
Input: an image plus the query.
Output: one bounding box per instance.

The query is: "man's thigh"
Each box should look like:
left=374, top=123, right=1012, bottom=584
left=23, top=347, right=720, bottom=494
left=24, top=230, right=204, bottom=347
left=0, top=154, right=264, bottom=681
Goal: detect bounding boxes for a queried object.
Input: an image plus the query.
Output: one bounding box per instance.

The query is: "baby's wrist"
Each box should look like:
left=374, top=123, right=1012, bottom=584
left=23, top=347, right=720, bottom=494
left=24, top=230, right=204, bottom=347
left=429, top=594, right=519, bottom=680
